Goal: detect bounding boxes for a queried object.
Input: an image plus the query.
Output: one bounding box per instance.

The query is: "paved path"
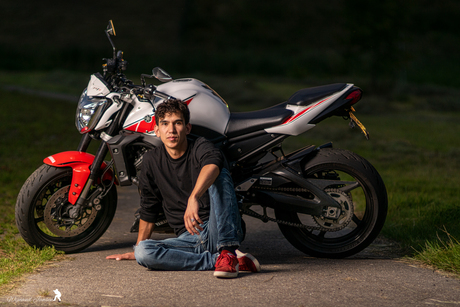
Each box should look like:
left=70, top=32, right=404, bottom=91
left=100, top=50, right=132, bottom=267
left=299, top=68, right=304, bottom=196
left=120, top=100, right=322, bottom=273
left=2, top=186, right=460, bottom=306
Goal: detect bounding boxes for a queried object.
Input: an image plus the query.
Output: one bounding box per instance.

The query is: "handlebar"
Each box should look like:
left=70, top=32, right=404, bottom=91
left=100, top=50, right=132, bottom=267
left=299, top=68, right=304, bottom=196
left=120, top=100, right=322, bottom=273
left=152, top=89, right=174, bottom=100
left=117, top=83, right=174, bottom=103
left=140, top=85, right=174, bottom=101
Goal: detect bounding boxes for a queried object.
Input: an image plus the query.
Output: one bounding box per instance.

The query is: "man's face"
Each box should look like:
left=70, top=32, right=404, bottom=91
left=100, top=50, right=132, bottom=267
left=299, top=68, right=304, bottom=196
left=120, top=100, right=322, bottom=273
left=154, top=111, right=191, bottom=153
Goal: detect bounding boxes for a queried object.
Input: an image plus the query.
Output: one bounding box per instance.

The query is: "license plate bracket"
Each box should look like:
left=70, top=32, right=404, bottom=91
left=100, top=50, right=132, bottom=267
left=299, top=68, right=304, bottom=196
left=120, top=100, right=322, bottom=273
left=348, top=107, right=370, bottom=140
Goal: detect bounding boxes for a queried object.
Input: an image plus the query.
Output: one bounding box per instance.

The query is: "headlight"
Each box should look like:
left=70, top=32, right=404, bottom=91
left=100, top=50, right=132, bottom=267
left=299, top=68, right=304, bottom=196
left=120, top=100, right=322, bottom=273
left=75, top=90, right=110, bottom=134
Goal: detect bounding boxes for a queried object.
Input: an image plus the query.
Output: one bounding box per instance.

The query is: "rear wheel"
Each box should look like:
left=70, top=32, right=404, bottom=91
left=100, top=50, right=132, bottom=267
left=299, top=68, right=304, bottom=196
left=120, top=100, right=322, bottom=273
left=275, top=148, right=387, bottom=258
left=15, top=164, right=117, bottom=253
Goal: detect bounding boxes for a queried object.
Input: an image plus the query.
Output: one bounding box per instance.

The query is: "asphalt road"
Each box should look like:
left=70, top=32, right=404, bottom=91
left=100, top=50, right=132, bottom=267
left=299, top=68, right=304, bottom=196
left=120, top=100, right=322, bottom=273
left=2, top=186, right=460, bottom=306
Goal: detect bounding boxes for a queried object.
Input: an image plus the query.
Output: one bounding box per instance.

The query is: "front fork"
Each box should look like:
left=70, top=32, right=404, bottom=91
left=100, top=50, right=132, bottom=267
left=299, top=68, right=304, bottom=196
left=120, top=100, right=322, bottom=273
left=77, top=133, right=92, bottom=152
left=74, top=134, right=95, bottom=216
left=70, top=141, right=110, bottom=217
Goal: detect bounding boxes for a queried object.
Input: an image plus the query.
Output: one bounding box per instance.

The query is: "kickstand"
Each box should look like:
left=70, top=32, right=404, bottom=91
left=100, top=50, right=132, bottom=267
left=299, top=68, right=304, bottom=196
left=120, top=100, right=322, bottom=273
left=262, top=207, right=269, bottom=223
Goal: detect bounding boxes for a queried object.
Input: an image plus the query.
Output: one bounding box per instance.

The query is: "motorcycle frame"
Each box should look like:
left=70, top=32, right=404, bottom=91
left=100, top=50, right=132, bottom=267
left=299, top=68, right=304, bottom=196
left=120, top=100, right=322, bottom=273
left=233, top=142, right=343, bottom=216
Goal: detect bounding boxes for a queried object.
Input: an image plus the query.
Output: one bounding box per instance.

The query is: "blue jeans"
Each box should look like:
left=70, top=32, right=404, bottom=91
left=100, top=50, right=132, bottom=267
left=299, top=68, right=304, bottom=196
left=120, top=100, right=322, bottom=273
left=134, top=168, right=243, bottom=271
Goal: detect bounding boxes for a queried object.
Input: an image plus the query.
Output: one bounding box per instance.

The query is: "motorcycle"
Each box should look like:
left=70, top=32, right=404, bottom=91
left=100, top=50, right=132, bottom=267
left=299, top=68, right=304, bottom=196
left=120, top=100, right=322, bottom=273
left=15, top=21, right=387, bottom=258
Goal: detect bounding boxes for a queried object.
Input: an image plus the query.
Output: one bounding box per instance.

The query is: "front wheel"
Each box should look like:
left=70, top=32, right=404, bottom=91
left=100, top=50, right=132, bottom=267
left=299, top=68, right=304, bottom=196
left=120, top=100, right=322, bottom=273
left=15, top=164, right=117, bottom=253
left=275, top=148, right=388, bottom=258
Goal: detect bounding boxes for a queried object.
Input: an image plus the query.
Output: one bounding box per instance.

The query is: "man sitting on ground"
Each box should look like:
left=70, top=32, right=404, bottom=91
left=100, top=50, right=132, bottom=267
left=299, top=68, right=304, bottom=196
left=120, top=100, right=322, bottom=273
left=107, top=98, right=260, bottom=278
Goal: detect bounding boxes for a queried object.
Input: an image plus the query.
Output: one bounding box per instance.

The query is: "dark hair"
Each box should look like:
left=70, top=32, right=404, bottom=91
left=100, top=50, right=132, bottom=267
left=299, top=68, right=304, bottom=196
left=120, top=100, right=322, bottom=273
left=154, top=98, right=190, bottom=125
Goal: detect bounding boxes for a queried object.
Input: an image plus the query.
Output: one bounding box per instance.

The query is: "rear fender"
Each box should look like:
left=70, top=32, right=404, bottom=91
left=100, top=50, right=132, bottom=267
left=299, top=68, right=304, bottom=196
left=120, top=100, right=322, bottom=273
left=44, top=151, right=115, bottom=204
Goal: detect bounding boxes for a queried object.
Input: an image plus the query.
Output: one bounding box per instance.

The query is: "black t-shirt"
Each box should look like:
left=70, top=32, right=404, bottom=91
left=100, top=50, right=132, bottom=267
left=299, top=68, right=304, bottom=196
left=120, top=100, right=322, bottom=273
left=138, top=137, right=225, bottom=236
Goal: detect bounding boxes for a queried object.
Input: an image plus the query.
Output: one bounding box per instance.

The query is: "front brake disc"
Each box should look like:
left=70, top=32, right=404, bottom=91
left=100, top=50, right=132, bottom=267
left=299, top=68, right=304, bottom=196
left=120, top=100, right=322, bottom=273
left=44, top=186, right=98, bottom=237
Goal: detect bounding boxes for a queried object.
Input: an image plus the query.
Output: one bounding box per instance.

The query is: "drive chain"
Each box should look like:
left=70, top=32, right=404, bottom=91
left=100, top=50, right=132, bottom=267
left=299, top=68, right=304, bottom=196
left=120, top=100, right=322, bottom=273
left=241, top=207, right=324, bottom=231
left=240, top=185, right=350, bottom=232
left=241, top=206, right=350, bottom=232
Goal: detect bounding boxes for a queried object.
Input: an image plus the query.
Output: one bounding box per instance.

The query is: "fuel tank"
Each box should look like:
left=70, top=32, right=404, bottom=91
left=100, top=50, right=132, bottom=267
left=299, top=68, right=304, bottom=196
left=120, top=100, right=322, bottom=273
left=122, top=78, right=230, bottom=138
left=155, top=78, right=230, bottom=136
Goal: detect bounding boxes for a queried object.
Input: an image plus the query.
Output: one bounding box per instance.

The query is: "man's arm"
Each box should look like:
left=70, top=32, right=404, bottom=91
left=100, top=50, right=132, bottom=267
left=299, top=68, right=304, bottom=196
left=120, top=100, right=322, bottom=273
left=136, top=219, right=156, bottom=244
left=184, top=164, right=220, bottom=235
left=106, top=219, right=155, bottom=260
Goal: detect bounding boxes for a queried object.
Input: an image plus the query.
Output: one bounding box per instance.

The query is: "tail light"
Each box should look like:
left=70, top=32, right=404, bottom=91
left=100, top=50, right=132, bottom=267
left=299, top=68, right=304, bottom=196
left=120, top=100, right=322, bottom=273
left=346, top=89, right=362, bottom=106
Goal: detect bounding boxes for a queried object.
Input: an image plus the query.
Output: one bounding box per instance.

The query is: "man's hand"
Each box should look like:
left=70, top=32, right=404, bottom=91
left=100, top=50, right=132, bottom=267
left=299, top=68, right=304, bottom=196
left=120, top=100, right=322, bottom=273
left=105, top=220, right=154, bottom=261
left=106, top=252, right=135, bottom=261
left=184, top=196, right=204, bottom=235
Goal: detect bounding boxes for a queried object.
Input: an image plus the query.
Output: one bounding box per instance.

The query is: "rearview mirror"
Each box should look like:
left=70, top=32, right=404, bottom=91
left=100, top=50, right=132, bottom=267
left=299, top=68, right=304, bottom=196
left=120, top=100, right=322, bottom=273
left=105, top=20, right=117, bottom=58
left=152, top=67, right=172, bottom=82
left=107, top=20, right=116, bottom=36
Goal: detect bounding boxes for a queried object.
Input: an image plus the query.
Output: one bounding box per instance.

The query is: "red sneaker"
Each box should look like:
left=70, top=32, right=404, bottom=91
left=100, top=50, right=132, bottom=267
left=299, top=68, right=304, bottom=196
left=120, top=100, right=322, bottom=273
left=214, top=250, right=239, bottom=278
left=236, top=250, right=261, bottom=272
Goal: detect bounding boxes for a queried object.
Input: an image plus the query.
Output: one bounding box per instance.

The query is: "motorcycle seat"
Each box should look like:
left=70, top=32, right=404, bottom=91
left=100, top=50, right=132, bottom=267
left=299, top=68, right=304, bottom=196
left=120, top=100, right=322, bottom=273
left=225, top=102, right=293, bottom=138
left=288, top=83, right=347, bottom=106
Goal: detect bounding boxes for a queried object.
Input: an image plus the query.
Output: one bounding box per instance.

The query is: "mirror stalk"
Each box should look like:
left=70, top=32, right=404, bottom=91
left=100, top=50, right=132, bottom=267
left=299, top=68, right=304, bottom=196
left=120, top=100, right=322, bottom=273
left=105, top=20, right=117, bottom=59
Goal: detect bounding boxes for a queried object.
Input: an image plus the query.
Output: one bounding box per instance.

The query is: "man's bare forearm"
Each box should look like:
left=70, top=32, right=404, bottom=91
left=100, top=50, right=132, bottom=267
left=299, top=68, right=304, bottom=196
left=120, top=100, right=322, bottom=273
left=136, top=219, right=155, bottom=245
left=190, top=164, right=220, bottom=200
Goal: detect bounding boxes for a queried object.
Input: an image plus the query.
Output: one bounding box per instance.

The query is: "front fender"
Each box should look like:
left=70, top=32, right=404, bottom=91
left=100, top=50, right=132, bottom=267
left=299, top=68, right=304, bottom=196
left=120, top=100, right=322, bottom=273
left=44, top=151, right=115, bottom=204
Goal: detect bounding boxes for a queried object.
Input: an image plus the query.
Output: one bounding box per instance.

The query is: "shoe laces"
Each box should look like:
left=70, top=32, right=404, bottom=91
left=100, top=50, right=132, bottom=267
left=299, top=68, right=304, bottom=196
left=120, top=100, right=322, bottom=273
left=218, top=251, right=236, bottom=265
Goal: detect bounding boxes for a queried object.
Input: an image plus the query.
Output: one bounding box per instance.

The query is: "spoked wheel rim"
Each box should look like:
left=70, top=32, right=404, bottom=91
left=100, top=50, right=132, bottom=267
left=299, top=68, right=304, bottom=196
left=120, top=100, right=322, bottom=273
left=274, top=159, right=385, bottom=258
left=286, top=168, right=375, bottom=247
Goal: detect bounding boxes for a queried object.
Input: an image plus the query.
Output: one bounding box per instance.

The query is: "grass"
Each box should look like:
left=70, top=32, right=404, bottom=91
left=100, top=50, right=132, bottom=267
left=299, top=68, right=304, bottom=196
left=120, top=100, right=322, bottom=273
left=414, top=227, right=460, bottom=275
left=0, top=87, right=81, bottom=295
left=0, top=238, right=62, bottom=296
left=0, top=70, right=459, bottom=294
left=0, top=70, right=89, bottom=96
left=422, top=239, right=460, bottom=273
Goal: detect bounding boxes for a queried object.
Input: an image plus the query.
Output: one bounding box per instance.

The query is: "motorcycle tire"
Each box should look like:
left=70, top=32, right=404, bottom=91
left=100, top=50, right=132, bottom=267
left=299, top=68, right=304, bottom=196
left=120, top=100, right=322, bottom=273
left=275, top=148, right=388, bottom=258
left=15, top=164, right=117, bottom=254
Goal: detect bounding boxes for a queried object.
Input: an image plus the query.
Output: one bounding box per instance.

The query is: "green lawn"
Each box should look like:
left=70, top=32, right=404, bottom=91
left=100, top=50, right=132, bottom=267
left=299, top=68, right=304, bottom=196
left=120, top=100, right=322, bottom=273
left=0, top=89, right=79, bottom=295
left=1, top=71, right=459, bottom=294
